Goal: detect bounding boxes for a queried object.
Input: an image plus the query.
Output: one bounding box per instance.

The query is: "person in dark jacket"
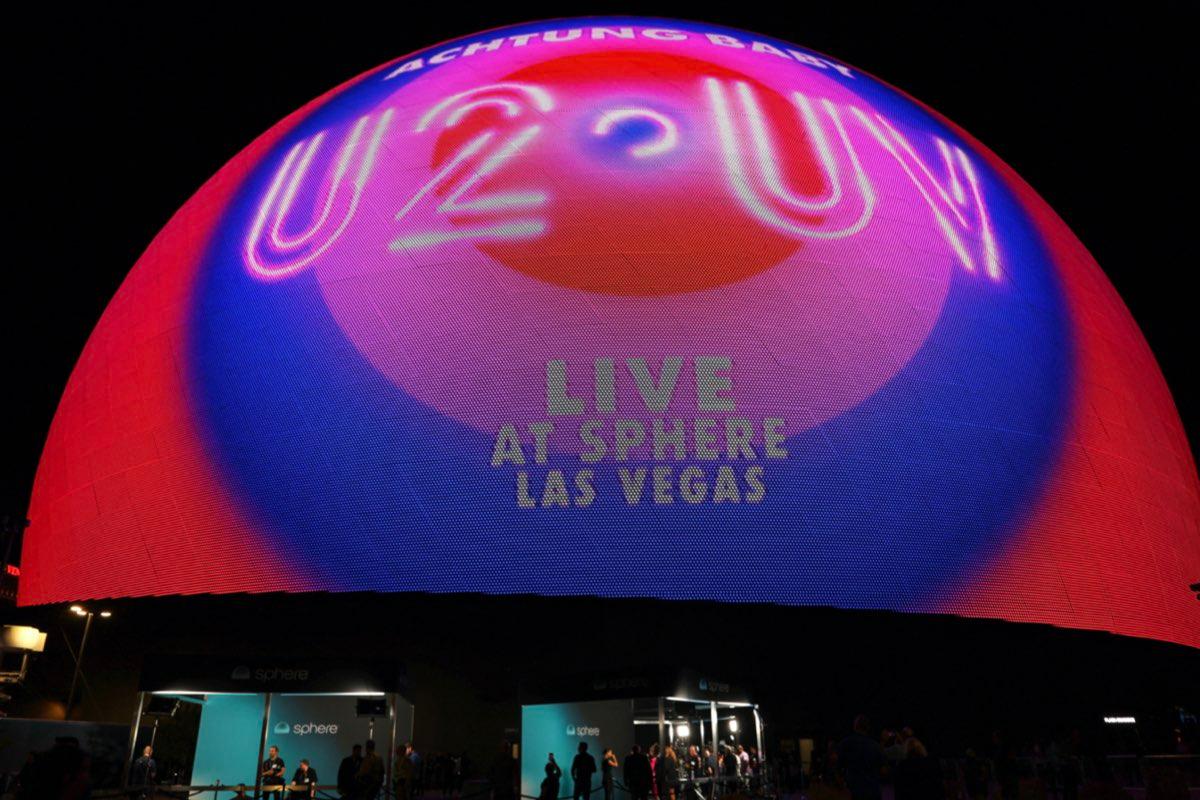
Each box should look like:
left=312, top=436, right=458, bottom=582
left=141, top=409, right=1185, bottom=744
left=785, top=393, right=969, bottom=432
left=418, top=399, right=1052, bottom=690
left=130, top=745, right=157, bottom=795
left=624, top=745, right=653, bottom=800
left=293, top=759, right=319, bottom=799
left=540, top=756, right=563, bottom=800
left=718, top=745, right=738, bottom=792
left=894, top=739, right=941, bottom=800
left=962, top=749, right=988, bottom=800
left=571, top=743, right=598, bottom=800
left=701, top=747, right=717, bottom=800
left=339, top=744, right=363, bottom=799
left=836, top=715, right=884, bottom=800
left=358, top=740, right=385, bottom=800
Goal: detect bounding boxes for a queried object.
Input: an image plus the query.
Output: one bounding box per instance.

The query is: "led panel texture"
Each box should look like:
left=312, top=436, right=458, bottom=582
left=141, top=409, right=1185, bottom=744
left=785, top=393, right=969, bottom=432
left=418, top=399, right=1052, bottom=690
left=21, top=19, right=1200, bottom=648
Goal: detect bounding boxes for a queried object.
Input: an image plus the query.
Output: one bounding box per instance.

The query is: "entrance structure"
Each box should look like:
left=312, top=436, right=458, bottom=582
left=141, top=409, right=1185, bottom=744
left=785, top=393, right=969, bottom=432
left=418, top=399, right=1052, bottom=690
left=520, top=670, right=763, bottom=800
left=128, top=655, right=412, bottom=795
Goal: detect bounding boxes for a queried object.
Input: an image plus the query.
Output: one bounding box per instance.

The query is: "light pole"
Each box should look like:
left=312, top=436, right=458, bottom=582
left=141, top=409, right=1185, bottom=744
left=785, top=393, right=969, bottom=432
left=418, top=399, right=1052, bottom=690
left=65, top=605, right=111, bottom=720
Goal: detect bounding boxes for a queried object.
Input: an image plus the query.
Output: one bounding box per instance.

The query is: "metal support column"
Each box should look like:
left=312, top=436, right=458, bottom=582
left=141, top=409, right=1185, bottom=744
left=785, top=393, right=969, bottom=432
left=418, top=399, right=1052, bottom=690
left=388, top=693, right=400, bottom=794
left=255, top=693, right=273, bottom=799
left=710, top=703, right=720, bottom=798
left=658, top=698, right=666, bottom=752
left=65, top=611, right=94, bottom=719
left=122, top=691, right=147, bottom=787
left=752, top=707, right=764, bottom=761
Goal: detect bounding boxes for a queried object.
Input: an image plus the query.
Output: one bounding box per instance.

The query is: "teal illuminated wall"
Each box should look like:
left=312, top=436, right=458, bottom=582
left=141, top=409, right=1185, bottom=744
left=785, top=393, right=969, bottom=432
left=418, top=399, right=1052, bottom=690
left=192, top=694, right=267, bottom=786
left=521, top=700, right=634, bottom=800
left=191, top=694, right=413, bottom=786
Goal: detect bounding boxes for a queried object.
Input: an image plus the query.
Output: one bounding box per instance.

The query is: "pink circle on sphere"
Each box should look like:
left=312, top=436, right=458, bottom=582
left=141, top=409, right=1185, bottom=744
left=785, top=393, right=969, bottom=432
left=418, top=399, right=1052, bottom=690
left=303, top=32, right=958, bottom=445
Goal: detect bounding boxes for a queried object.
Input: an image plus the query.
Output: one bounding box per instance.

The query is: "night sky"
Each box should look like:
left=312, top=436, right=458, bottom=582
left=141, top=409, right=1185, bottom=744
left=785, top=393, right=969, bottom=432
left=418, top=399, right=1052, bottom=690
left=4, top=1, right=1195, bottom=522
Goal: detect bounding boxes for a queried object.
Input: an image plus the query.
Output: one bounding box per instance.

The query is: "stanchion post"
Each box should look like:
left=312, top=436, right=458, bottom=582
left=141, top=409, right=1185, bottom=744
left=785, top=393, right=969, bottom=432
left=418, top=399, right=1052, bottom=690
left=255, top=692, right=274, bottom=799
left=122, top=691, right=147, bottom=787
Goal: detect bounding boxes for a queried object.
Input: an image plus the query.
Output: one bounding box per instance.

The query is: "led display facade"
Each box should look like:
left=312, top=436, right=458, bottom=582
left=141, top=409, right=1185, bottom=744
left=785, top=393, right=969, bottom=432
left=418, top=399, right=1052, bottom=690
left=21, top=18, right=1200, bottom=647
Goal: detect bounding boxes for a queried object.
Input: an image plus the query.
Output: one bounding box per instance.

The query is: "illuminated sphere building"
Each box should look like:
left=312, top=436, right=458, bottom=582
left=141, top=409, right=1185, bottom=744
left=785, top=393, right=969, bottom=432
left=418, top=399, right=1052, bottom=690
left=16, top=18, right=1200, bottom=748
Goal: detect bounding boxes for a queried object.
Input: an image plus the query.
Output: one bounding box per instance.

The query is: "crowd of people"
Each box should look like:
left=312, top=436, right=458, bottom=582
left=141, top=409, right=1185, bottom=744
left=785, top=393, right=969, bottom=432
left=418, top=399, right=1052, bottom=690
left=330, top=740, right=469, bottom=800
left=286, top=725, right=1097, bottom=800
left=538, top=740, right=767, bottom=800
left=813, top=715, right=942, bottom=800
left=779, top=715, right=1123, bottom=800
left=237, top=717, right=1200, bottom=800
left=7, top=716, right=1194, bottom=800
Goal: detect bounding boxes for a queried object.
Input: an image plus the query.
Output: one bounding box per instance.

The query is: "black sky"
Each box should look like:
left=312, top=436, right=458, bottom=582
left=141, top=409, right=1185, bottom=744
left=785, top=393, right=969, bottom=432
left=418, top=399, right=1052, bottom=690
left=4, top=1, right=1196, bottom=519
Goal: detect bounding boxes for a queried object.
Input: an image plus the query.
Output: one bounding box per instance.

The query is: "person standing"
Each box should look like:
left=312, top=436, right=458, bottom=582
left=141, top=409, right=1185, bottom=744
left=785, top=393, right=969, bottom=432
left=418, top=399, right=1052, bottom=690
left=894, top=739, right=940, bottom=800
left=683, top=747, right=699, bottom=781
left=130, top=745, right=157, bottom=795
left=718, top=745, right=738, bottom=795
left=339, top=744, right=364, bottom=799
left=682, top=747, right=702, bottom=800
left=396, top=742, right=416, bottom=800
left=883, top=731, right=905, bottom=776
left=456, top=752, right=468, bottom=795
left=443, top=752, right=459, bottom=797
left=261, top=745, right=286, bottom=800
left=410, top=744, right=424, bottom=798
left=962, top=749, right=988, bottom=800
left=571, top=743, right=597, bottom=800
left=540, top=754, right=563, bottom=800
left=293, top=759, right=319, bottom=799
left=602, top=748, right=618, bottom=800
left=836, top=716, right=884, bottom=800
left=624, top=745, right=653, bottom=800
left=358, top=739, right=385, bottom=800
left=658, top=746, right=680, bottom=800
left=701, top=747, right=717, bottom=800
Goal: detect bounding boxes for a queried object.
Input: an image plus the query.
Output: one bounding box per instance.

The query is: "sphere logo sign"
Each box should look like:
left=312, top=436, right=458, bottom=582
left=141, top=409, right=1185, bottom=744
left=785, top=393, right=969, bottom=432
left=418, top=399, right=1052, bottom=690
left=21, top=19, right=1200, bottom=648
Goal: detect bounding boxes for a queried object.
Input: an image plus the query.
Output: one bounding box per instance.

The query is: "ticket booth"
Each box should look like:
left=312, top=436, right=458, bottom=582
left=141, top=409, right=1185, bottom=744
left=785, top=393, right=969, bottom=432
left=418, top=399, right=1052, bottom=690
left=129, top=655, right=412, bottom=795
